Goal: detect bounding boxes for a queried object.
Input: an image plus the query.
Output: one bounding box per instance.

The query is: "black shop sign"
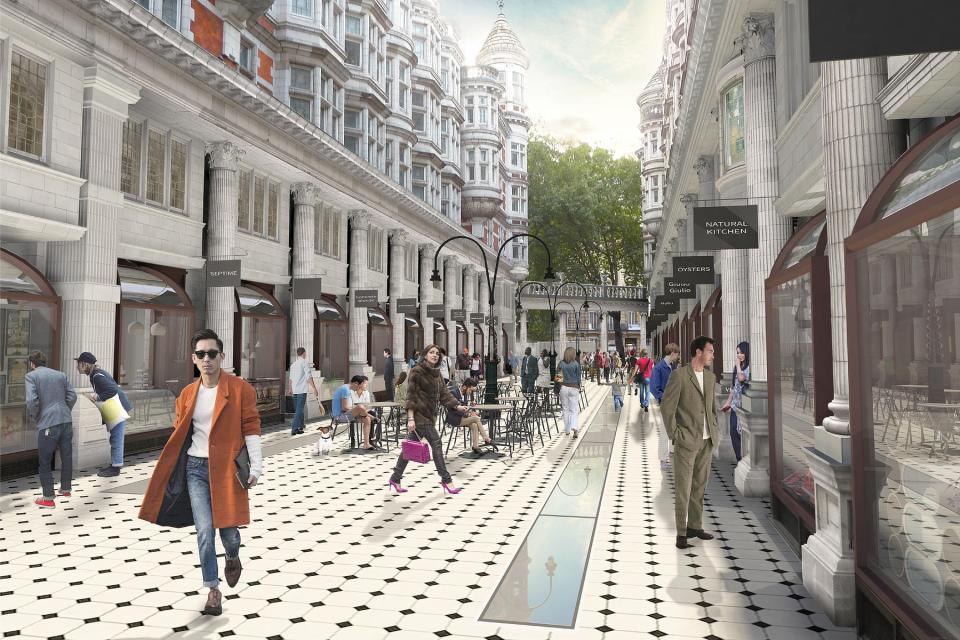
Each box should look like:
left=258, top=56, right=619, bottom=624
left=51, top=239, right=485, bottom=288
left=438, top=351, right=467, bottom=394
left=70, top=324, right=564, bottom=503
left=206, top=260, right=241, bottom=288
left=292, top=277, right=323, bottom=300
left=693, top=205, right=759, bottom=251
left=354, top=289, right=379, bottom=307
left=664, top=277, right=696, bottom=299
left=653, top=296, right=679, bottom=314
left=426, top=304, right=445, bottom=319
left=396, top=298, right=418, bottom=314
left=470, top=313, right=486, bottom=325
left=450, top=309, right=467, bottom=322
left=672, top=256, right=715, bottom=285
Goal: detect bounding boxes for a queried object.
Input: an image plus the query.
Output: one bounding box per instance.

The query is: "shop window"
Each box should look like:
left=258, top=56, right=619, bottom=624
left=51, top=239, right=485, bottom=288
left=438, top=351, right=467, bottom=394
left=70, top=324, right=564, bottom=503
left=116, top=264, right=194, bottom=437
left=121, top=117, right=189, bottom=213
left=721, top=79, right=745, bottom=170
left=0, top=250, right=60, bottom=458
left=847, top=118, right=960, bottom=640
left=366, top=307, right=392, bottom=369
left=404, top=316, right=423, bottom=360
left=7, top=51, right=48, bottom=159
left=315, top=297, right=347, bottom=384
left=236, top=285, right=285, bottom=418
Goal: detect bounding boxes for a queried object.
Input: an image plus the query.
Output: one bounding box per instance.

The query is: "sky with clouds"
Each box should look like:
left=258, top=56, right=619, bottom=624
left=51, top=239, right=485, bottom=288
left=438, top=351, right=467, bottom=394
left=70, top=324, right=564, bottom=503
left=440, top=0, right=666, bottom=158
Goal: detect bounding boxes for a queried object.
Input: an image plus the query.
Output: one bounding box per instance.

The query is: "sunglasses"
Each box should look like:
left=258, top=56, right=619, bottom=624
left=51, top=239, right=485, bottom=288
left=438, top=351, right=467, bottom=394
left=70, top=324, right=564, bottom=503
left=194, top=349, right=221, bottom=360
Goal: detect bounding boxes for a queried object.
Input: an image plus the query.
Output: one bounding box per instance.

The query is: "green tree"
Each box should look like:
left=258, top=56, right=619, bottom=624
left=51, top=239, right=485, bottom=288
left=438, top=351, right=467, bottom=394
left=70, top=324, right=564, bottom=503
left=527, top=135, right=646, bottom=353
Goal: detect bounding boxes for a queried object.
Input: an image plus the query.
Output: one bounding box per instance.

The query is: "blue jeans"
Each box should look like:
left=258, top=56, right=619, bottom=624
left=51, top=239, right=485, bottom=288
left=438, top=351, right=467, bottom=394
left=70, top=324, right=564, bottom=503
left=186, top=456, right=240, bottom=588
left=613, top=395, right=623, bottom=411
left=637, top=379, right=650, bottom=407
left=291, top=393, right=307, bottom=433
left=108, top=421, right=125, bottom=467
left=730, top=410, right=742, bottom=461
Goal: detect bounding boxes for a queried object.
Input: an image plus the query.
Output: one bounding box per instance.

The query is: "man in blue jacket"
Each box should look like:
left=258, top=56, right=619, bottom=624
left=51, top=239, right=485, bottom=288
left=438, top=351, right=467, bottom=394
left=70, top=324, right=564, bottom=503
left=651, top=343, right=681, bottom=404
left=75, top=352, right=133, bottom=477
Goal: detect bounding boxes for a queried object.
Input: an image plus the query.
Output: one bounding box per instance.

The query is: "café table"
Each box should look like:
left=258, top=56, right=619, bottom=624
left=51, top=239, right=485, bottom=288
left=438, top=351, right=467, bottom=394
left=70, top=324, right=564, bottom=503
left=340, top=401, right=399, bottom=453
left=917, top=402, right=960, bottom=454
left=470, top=403, right=513, bottom=450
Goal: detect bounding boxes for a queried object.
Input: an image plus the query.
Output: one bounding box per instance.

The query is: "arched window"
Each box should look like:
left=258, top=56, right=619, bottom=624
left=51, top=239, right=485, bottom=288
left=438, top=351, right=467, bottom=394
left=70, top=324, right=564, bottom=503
left=315, top=296, right=348, bottom=384
left=366, top=306, right=392, bottom=370
left=0, top=249, right=61, bottom=460
left=846, top=117, right=960, bottom=640
left=236, top=284, right=285, bottom=419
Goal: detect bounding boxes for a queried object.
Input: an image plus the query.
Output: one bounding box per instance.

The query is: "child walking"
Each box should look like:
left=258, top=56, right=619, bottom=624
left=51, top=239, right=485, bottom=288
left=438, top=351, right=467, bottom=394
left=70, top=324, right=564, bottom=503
left=611, top=382, right=624, bottom=411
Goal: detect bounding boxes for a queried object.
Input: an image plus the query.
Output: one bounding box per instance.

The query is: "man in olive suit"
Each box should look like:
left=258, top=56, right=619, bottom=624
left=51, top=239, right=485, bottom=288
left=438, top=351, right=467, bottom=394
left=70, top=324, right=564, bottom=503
left=660, top=336, right=719, bottom=549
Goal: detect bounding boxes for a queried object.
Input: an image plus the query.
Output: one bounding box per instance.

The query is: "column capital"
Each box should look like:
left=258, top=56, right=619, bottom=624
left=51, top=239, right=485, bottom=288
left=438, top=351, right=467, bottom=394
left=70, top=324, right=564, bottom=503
left=464, top=264, right=478, bottom=277
left=388, top=228, right=409, bottom=242
left=348, top=209, right=371, bottom=230
left=737, top=13, right=775, bottom=65
left=679, top=193, right=698, bottom=205
left=694, top=156, right=715, bottom=183
left=418, top=242, right=435, bottom=256
left=206, top=142, right=245, bottom=171
left=291, top=182, right=321, bottom=206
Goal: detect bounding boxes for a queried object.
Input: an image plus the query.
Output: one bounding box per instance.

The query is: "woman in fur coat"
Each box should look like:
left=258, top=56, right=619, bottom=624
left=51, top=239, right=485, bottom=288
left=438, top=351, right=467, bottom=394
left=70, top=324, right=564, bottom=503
left=388, top=344, right=469, bottom=495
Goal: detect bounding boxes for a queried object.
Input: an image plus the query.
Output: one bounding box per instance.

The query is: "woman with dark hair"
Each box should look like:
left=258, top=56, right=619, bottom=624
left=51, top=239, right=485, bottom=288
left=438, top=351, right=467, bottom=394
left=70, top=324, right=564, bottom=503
left=394, top=371, right=409, bottom=407
left=720, top=341, right=750, bottom=461
left=469, top=352, right=482, bottom=378
left=389, top=344, right=469, bottom=495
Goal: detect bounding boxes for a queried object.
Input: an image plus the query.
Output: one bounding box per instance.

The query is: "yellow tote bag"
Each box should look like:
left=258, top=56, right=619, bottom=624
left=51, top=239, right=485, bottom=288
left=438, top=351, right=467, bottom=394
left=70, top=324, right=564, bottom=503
left=96, top=395, right=130, bottom=430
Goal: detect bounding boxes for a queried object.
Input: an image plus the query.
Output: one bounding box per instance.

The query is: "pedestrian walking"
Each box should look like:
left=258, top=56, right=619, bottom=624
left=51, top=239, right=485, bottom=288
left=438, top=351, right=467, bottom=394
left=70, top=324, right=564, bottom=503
left=660, top=336, right=718, bottom=549
left=720, top=342, right=751, bottom=461
left=470, top=352, right=482, bottom=378
left=611, top=381, right=624, bottom=411
left=536, top=349, right=552, bottom=387
left=504, top=350, right=518, bottom=383
left=383, top=348, right=395, bottom=401
left=388, top=344, right=469, bottom=495
left=651, top=343, right=681, bottom=469
left=394, top=371, right=409, bottom=407
left=25, top=351, right=77, bottom=508
left=520, top=347, right=538, bottom=393
left=139, top=329, right=263, bottom=616
left=289, top=347, right=319, bottom=436
left=634, top=349, right=654, bottom=410
left=75, top=351, right=132, bottom=477
left=557, top=347, right=582, bottom=437
left=438, top=347, right=453, bottom=385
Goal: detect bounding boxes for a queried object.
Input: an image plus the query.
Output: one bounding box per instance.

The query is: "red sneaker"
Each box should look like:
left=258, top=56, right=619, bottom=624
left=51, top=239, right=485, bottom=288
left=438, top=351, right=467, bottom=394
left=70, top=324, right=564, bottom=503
left=58, top=490, right=71, bottom=497
left=35, top=498, right=55, bottom=509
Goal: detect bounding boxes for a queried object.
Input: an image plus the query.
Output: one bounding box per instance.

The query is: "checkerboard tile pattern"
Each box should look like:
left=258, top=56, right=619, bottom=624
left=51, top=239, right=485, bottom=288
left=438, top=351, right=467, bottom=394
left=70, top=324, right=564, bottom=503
left=0, top=386, right=856, bottom=639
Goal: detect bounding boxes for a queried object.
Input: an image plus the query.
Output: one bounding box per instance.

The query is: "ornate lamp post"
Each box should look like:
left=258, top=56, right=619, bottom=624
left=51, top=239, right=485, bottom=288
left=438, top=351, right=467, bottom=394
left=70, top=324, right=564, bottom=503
left=431, top=233, right=554, bottom=403
left=555, top=300, right=583, bottom=358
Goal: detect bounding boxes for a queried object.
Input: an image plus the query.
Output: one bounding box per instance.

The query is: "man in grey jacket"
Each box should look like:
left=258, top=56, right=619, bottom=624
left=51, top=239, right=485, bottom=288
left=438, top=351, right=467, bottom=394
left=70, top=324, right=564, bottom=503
left=24, top=350, right=77, bottom=508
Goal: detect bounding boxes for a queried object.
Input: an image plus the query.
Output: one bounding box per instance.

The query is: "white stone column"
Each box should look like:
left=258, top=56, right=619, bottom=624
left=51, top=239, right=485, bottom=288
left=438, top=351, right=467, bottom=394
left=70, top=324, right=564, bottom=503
left=464, top=265, right=478, bottom=352
left=519, top=309, right=529, bottom=349
left=348, top=210, right=372, bottom=377
left=46, top=66, right=139, bottom=470
left=419, top=243, right=435, bottom=347
left=49, top=67, right=140, bottom=384
left=735, top=14, right=791, bottom=497
left=389, top=230, right=408, bottom=371
left=802, top=56, right=903, bottom=628
left=204, top=141, right=244, bottom=373
left=599, top=311, right=609, bottom=352
left=290, top=183, right=320, bottom=359
left=444, top=257, right=459, bottom=358
left=558, top=311, right=568, bottom=353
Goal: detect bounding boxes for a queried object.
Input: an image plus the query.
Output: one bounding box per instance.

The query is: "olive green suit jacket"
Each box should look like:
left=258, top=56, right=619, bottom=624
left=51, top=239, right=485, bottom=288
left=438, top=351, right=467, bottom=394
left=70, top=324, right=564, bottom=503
left=660, top=364, right=719, bottom=449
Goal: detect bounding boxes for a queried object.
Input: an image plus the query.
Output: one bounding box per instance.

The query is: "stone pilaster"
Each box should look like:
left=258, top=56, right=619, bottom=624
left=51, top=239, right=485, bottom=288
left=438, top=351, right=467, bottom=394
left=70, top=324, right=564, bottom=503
left=348, top=210, right=371, bottom=377
left=801, top=56, right=903, bottom=628
left=558, top=311, right=568, bottom=354
left=464, top=265, right=478, bottom=352
left=519, top=309, right=529, bottom=349
left=443, top=256, right=459, bottom=358
left=389, top=230, right=408, bottom=372
left=204, top=141, right=245, bottom=373
left=419, top=243, right=435, bottom=347
left=290, top=183, right=320, bottom=360
left=48, top=67, right=140, bottom=388
left=599, top=310, right=609, bottom=352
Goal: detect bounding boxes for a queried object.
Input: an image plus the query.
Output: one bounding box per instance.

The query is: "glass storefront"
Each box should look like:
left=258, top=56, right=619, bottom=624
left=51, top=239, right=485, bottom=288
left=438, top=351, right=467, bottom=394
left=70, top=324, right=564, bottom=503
left=404, top=315, right=423, bottom=362
left=315, top=296, right=348, bottom=384
left=722, top=79, right=745, bottom=170
left=434, top=320, right=448, bottom=350
left=366, top=306, right=392, bottom=367
left=0, top=250, right=59, bottom=458
left=848, top=118, right=960, bottom=640
left=116, top=265, right=193, bottom=437
left=236, top=284, right=285, bottom=419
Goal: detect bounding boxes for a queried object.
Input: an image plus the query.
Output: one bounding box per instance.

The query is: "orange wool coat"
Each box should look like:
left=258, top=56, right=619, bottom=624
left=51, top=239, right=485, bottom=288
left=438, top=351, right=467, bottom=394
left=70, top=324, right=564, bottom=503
left=139, top=373, right=261, bottom=529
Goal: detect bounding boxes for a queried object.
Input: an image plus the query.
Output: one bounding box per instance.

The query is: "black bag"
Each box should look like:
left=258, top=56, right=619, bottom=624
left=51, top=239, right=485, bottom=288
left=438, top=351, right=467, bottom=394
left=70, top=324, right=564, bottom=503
left=235, top=445, right=251, bottom=489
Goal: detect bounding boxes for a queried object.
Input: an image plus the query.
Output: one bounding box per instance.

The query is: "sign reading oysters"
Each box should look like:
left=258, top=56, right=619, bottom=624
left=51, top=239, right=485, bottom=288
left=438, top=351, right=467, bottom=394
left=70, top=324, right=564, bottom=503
left=672, top=256, right=715, bottom=284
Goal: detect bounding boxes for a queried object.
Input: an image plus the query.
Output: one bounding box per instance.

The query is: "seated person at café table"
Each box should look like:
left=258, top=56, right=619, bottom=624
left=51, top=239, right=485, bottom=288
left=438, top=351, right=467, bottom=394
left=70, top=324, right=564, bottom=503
left=449, top=377, right=492, bottom=454
left=349, top=376, right=380, bottom=450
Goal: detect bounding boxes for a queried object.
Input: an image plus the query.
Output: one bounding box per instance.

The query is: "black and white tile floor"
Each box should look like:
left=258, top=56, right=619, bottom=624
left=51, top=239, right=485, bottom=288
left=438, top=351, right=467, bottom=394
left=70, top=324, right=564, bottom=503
left=0, top=385, right=856, bottom=639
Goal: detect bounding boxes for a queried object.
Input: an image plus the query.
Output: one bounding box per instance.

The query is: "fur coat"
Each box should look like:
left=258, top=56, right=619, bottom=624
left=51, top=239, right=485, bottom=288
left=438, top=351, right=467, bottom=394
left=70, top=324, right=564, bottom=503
left=406, top=361, right=460, bottom=426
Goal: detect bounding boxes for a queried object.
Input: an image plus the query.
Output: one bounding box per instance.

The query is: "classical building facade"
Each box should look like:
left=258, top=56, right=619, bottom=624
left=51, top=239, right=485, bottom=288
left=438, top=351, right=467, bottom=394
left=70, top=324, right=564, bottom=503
left=0, top=0, right=531, bottom=473
left=640, top=1, right=960, bottom=638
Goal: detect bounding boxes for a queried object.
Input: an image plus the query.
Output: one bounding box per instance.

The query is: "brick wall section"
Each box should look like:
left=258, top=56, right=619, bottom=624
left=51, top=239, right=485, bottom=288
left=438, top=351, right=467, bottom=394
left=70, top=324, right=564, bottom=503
left=257, top=16, right=275, bottom=33
left=258, top=50, right=273, bottom=84
left=191, top=0, right=222, bottom=57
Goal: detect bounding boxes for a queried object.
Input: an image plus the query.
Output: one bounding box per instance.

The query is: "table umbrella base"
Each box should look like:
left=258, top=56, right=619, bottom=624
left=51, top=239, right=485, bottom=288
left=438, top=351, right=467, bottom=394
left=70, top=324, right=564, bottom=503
left=459, top=445, right=505, bottom=459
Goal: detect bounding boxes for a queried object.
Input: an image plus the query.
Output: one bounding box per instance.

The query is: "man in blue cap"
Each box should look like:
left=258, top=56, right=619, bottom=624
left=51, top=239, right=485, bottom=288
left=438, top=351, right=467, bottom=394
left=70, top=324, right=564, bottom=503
left=75, top=352, right=133, bottom=477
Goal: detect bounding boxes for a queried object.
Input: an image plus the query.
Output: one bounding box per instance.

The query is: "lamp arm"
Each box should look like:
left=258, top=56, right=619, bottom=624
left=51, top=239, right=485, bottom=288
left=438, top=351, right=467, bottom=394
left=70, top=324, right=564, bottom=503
left=492, top=233, right=553, bottom=302
left=433, top=235, right=491, bottom=286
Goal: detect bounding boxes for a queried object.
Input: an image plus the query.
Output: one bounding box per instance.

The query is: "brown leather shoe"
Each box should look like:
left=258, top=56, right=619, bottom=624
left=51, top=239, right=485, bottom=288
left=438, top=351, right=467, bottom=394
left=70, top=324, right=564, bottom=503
left=675, top=535, right=690, bottom=549
left=202, top=588, right=222, bottom=615
left=224, top=557, right=242, bottom=588
left=686, top=528, right=714, bottom=540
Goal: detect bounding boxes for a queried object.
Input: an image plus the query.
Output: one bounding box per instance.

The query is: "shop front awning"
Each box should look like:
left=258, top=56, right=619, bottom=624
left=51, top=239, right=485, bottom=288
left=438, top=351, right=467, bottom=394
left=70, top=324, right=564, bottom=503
left=119, top=266, right=191, bottom=307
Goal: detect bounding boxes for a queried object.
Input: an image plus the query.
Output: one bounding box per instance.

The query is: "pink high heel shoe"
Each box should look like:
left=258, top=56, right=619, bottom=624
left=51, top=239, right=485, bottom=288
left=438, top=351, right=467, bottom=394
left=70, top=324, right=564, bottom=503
left=388, top=480, right=407, bottom=494
left=440, top=483, right=462, bottom=495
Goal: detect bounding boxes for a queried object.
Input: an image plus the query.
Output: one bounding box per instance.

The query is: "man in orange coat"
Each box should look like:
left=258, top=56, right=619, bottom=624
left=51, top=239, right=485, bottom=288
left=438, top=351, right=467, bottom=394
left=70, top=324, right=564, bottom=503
left=139, top=329, right=262, bottom=616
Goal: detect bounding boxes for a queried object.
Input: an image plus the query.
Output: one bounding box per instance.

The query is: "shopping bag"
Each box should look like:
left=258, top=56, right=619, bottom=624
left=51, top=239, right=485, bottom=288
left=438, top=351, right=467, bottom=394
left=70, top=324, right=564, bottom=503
left=96, top=395, right=130, bottom=430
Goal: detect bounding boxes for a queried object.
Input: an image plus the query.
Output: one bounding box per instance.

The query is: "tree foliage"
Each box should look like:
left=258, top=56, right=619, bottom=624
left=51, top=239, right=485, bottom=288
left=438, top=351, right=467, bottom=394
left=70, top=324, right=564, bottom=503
left=526, top=135, right=646, bottom=351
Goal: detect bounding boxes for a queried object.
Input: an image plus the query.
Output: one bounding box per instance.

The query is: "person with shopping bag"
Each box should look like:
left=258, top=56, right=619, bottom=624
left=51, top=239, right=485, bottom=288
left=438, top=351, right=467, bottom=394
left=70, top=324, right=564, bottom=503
left=75, top=351, right=133, bottom=477
left=387, top=344, right=469, bottom=495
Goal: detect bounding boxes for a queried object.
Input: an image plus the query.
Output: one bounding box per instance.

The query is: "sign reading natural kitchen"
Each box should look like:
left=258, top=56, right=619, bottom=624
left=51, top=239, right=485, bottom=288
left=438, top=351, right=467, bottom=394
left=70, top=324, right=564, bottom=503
left=664, top=277, right=695, bottom=299
left=206, top=260, right=242, bottom=288
left=672, top=256, right=714, bottom=284
left=693, top=205, right=759, bottom=251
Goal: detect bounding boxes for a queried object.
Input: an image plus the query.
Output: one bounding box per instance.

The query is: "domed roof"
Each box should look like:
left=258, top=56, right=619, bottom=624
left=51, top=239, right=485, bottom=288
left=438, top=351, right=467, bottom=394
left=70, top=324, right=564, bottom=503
left=477, top=8, right=528, bottom=67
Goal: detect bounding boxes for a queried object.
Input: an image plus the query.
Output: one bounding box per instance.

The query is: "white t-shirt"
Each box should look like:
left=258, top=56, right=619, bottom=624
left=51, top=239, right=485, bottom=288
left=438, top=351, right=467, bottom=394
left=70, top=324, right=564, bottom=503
left=349, top=389, right=371, bottom=407
left=439, top=356, right=451, bottom=380
left=290, top=358, right=312, bottom=395
left=188, top=383, right=219, bottom=457
left=694, top=370, right=709, bottom=440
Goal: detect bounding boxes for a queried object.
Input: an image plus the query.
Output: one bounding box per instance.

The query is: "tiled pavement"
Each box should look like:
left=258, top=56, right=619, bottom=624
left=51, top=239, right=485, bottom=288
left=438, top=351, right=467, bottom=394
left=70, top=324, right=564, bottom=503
left=0, top=384, right=857, bottom=639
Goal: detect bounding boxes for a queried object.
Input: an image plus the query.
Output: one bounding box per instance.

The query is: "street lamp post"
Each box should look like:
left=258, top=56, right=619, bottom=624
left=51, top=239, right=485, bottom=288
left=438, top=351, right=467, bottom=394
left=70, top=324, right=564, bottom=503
left=431, top=233, right=554, bottom=404
left=515, top=280, right=590, bottom=383
left=581, top=299, right=605, bottom=352
left=555, top=301, right=583, bottom=358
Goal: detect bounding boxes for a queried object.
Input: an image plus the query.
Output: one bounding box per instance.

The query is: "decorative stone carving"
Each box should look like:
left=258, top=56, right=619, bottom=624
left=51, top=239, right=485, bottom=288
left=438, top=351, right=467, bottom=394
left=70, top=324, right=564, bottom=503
left=389, top=229, right=409, bottom=242
left=291, top=182, right=321, bottom=206
left=206, top=141, right=244, bottom=171
left=694, top=156, right=715, bottom=183
left=348, top=209, right=371, bottom=230
left=739, top=14, right=775, bottom=65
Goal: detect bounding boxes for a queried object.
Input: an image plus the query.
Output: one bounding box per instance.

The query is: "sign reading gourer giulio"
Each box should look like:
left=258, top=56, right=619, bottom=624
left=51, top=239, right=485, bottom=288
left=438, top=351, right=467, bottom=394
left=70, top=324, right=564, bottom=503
left=470, top=313, right=486, bottom=324
left=206, top=260, right=242, bottom=288
left=693, top=205, right=759, bottom=251
left=427, top=304, right=445, bottom=319
left=353, top=289, right=379, bottom=307
left=396, top=298, right=418, bottom=314
left=664, top=277, right=695, bottom=299
left=672, top=256, right=715, bottom=285
left=450, top=309, right=467, bottom=322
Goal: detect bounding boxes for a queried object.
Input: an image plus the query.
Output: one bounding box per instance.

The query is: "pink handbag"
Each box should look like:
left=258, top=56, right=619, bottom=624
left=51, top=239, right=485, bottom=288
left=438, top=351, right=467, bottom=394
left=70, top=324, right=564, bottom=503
left=401, top=430, right=431, bottom=464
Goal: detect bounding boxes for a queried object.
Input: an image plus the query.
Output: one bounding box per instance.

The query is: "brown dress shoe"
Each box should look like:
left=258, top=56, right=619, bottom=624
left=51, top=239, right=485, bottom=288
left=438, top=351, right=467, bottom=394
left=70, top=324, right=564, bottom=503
left=225, top=557, right=242, bottom=588
left=686, top=528, right=714, bottom=540
left=202, top=588, right=222, bottom=615
left=675, top=535, right=690, bottom=549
